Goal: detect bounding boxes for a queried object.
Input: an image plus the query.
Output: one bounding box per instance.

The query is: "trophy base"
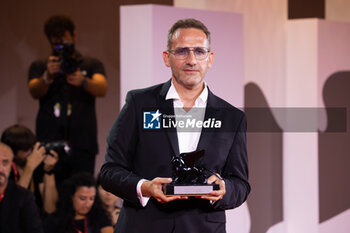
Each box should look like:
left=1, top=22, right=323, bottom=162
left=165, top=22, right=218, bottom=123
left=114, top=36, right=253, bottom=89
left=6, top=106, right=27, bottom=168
left=162, top=183, right=220, bottom=196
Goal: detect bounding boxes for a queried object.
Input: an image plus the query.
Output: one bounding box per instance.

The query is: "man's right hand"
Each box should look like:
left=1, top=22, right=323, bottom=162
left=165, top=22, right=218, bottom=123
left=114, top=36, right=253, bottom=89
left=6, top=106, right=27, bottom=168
left=47, top=56, right=60, bottom=77
left=28, top=56, right=60, bottom=99
left=28, top=57, right=59, bottom=99
left=26, top=142, right=46, bottom=171
left=141, top=177, right=186, bottom=203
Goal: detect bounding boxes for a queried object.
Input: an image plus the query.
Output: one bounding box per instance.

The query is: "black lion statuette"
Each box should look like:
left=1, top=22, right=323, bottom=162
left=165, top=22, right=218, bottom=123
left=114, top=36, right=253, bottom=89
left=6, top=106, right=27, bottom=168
left=171, top=149, right=206, bottom=184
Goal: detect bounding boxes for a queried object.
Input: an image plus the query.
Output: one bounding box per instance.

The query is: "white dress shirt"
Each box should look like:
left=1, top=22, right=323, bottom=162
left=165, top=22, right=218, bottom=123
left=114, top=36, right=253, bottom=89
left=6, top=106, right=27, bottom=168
left=137, top=81, right=208, bottom=207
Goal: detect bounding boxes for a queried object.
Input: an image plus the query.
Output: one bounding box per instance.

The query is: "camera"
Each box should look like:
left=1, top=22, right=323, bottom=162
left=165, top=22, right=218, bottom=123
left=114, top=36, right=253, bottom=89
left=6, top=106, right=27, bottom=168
left=52, top=42, right=78, bottom=74
left=41, top=141, right=70, bottom=156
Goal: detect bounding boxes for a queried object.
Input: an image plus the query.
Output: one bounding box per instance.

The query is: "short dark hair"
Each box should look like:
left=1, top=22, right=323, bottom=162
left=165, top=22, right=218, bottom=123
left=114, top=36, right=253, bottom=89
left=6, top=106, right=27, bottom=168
left=167, top=18, right=211, bottom=50
left=44, top=14, right=75, bottom=40
left=1, top=124, right=36, bottom=155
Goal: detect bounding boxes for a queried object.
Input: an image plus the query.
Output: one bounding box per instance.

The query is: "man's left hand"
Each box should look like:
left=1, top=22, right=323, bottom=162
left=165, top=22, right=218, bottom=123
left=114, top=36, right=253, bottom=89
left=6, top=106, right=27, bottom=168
left=66, top=69, right=85, bottom=86
left=200, top=174, right=226, bottom=203
left=43, top=150, right=59, bottom=174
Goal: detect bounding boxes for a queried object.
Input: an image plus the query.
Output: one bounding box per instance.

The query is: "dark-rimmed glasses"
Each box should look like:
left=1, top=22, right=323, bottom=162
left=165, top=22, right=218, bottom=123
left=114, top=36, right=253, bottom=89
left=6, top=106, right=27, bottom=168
left=168, top=47, right=210, bottom=60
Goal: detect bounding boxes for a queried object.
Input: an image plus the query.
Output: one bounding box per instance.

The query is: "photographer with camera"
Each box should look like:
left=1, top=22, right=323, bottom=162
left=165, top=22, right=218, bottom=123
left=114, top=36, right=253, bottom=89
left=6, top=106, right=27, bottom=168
left=1, top=124, right=59, bottom=216
left=28, top=15, right=107, bottom=179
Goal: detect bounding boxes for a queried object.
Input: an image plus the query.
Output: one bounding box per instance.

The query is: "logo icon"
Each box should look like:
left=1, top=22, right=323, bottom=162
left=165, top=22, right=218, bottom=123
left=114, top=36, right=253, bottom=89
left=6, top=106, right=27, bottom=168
left=143, top=110, right=162, bottom=129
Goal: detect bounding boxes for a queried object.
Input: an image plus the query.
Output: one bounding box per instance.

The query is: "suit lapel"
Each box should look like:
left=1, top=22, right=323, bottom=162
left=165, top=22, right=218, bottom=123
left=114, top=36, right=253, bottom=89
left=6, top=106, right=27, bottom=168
left=158, top=80, right=180, bottom=157
left=196, top=88, right=220, bottom=153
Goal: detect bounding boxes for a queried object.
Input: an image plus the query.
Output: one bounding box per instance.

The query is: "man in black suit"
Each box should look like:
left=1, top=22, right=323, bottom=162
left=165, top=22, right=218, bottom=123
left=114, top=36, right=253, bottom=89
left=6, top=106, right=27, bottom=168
left=0, top=143, right=44, bottom=233
left=100, top=18, right=250, bottom=233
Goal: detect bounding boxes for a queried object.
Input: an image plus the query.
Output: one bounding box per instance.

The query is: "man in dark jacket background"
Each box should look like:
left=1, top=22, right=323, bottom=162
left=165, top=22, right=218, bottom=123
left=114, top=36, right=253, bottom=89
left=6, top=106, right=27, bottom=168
left=0, top=142, right=43, bottom=233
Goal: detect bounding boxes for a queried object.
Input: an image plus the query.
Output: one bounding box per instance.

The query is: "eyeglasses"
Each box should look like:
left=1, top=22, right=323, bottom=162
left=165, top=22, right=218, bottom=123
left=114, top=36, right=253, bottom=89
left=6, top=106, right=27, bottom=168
left=168, top=47, right=210, bottom=60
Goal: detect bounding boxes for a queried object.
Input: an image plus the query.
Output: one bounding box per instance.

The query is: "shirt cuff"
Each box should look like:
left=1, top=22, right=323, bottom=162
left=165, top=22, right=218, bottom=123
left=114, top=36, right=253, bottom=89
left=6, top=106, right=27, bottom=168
left=136, top=179, right=150, bottom=207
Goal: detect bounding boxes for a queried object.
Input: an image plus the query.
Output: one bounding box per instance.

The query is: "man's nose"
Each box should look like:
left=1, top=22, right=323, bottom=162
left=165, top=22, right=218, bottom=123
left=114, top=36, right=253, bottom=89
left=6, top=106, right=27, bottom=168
left=185, top=50, right=197, bottom=65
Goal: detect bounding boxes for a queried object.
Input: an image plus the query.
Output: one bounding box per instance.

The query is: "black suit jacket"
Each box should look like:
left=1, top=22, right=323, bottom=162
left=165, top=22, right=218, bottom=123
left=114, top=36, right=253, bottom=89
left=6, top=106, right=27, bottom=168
left=0, top=181, right=44, bottom=233
left=100, top=80, right=250, bottom=233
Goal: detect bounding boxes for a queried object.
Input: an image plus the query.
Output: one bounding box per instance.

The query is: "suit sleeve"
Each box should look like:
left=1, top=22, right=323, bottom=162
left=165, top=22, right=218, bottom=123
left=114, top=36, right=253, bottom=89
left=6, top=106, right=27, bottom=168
left=214, top=113, right=251, bottom=210
left=99, top=91, right=142, bottom=206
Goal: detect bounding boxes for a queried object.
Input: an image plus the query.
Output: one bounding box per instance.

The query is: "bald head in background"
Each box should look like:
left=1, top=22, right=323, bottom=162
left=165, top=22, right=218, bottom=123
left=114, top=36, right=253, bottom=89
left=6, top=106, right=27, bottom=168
left=0, top=142, right=45, bottom=233
left=0, top=143, right=13, bottom=188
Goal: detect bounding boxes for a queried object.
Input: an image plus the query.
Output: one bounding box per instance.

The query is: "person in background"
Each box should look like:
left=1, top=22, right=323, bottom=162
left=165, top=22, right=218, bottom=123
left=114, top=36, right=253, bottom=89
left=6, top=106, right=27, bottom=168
left=97, top=178, right=123, bottom=227
left=0, top=142, right=44, bottom=233
left=1, top=124, right=59, bottom=215
left=44, top=172, right=113, bottom=233
left=28, top=14, right=107, bottom=178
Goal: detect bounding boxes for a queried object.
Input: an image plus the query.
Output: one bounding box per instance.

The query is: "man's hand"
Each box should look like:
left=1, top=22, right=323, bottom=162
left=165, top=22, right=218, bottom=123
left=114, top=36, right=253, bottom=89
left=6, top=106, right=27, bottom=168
left=43, top=150, right=59, bottom=174
left=200, top=174, right=226, bottom=203
left=47, top=56, right=60, bottom=77
left=28, top=57, right=59, bottom=99
left=26, top=142, right=46, bottom=171
left=141, top=177, right=185, bottom=203
left=66, top=68, right=85, bottom=86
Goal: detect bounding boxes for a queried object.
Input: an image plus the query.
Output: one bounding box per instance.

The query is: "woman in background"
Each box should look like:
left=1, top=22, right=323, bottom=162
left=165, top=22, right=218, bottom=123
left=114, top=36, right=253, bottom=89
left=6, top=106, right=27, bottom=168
left=44, top=173, right=113, bottom=233
left=97, top=179, right=123, bottom=227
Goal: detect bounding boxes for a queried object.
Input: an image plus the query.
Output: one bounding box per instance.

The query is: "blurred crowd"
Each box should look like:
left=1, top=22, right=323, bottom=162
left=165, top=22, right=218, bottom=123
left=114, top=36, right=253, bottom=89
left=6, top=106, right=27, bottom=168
left=0, top=125, right=122, bottom=233
left=0, top=14, right=116, bottom=233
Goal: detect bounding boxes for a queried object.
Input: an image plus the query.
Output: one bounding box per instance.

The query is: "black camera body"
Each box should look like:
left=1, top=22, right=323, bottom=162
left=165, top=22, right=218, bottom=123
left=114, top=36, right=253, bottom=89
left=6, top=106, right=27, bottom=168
left=52, top=42, right=78, bottom=74
left=41, top=141, right=70, bottom=156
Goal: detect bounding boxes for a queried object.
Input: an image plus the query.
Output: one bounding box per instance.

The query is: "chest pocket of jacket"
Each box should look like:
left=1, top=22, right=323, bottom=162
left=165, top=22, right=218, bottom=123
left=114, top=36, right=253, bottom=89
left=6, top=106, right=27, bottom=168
left=201, top=135, right=233, bottom=171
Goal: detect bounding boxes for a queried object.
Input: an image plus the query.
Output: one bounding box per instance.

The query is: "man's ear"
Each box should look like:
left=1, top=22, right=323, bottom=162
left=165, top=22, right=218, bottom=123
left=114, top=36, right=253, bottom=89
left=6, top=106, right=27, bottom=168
left=163, top=51, right=171, bottom=67
left=207, top=51, right=214, bottom=69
